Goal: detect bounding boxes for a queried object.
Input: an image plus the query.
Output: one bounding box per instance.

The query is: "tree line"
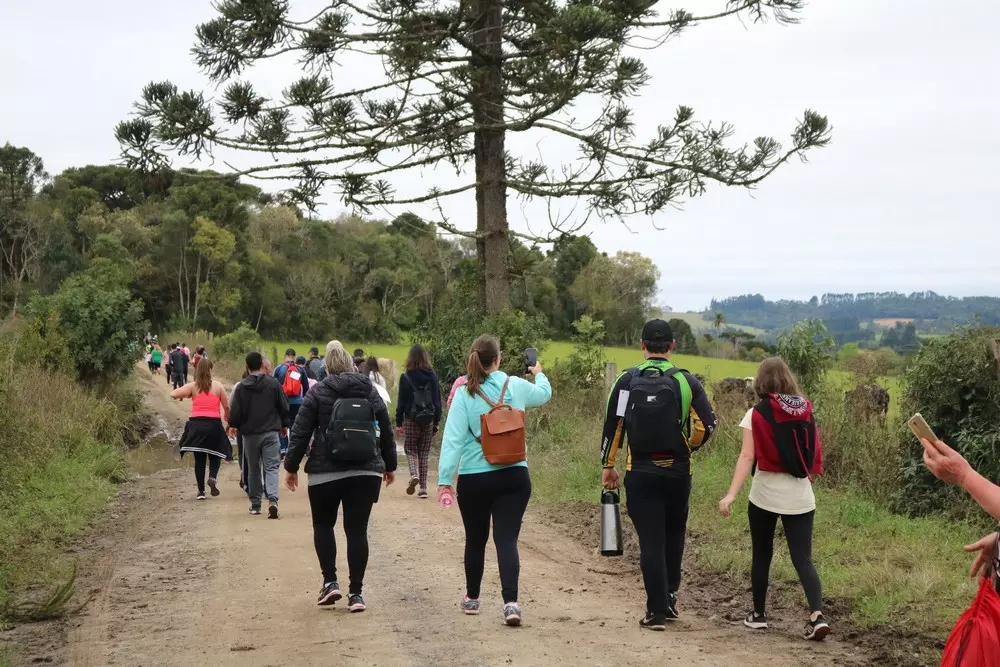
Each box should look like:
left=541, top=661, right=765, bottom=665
left=711, top=293, right=1000, bottom=332
left=0, top=143, right=661, bottom=346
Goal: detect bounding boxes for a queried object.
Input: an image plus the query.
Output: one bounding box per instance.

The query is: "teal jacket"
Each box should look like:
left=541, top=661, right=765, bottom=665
left=438, top=371, right=552, bottom=485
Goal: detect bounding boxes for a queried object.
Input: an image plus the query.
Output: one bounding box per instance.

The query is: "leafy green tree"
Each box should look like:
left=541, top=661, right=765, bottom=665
left=668, top=318, right=698, bottom=355
left=116, top=0, right=830, bottom=310
left=564, top=315, right=607, bottom=388
left=27, top=274, right=147, bottom=385
left=776, top=318, right=835, bottom=395
left=570, top=251, right=658, bottom=346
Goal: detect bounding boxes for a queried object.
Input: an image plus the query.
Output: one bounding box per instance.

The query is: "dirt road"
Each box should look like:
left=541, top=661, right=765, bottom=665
left=60, top=370, right=871, bottom=666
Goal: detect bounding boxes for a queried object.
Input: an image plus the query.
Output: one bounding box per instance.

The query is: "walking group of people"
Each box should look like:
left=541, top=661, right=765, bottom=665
left=165, top=320, right=833, bottom=640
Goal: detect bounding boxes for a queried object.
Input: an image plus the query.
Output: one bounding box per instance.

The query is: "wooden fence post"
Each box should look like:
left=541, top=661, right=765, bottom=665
left=604, top=362, right=618, bottom=392
left=991, top=339, right=1000, bottom=381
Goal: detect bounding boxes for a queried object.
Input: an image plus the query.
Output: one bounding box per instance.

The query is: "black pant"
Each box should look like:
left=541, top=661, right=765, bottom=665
left=193, top=452, right=221, bottom=494
left=308, top=476, right=382, bottom=595
left=625, top=470, right=692, bottom=614
left=456, top=466, right=532, bottom=603
left=748, top=502, right=823, bottom=614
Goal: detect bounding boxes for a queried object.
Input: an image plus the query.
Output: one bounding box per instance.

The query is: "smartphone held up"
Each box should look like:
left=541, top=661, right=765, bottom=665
left=907, top=412, right=938, bottom=443
left=523, top=347, right=538, bottom=374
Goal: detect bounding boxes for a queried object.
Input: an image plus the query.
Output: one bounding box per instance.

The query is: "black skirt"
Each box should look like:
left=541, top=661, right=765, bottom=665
left=179, top=417, right=233, bottom=461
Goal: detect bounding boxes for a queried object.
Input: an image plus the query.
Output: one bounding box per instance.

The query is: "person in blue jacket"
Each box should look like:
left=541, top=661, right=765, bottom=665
left=437, top=334, right=551, bottom=627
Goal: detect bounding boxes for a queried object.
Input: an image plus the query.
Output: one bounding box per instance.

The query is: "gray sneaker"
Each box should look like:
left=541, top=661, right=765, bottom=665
left=461, top=596, right=480, bottom=615
left=503, top=602, right=522, bottom=627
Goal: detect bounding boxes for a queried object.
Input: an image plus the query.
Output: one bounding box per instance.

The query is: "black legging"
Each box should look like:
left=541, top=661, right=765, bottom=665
left=193, top=452, right=221, bottom=495
left=308, top=475, right=382, bottom=595
left=456, top=466, right=532, bottom=603
left=748, top=502, right=823, bottom=614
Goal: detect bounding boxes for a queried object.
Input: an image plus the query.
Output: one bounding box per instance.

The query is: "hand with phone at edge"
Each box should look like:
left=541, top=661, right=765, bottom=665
left=523, top=347, right=542, bottom=377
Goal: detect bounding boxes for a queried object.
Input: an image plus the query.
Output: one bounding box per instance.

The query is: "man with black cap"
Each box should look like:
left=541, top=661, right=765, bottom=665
left=600, top=318, right=717, bottom=631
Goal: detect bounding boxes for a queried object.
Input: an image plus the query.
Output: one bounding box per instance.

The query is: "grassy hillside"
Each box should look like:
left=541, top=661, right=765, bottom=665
left=665, top=311, right=768, bottom=336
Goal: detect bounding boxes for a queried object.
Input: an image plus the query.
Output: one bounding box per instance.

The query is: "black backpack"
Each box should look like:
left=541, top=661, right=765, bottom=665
left=406, top=373, right=436, bottom=426
left=624, top=366, right=691, bottom=459
left=325, top=397, right=378, bottom=463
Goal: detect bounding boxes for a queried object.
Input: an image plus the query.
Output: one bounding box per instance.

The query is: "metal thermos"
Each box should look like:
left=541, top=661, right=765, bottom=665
left=600, top=489, right=623, bottom=557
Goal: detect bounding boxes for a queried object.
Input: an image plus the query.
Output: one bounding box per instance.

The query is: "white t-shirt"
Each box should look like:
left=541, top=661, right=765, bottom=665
left=740, top=408, right=816, bottom=515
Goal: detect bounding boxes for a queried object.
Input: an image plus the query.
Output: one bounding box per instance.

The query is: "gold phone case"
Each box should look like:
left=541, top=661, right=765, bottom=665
left=907, top=413, right=937, bottom=442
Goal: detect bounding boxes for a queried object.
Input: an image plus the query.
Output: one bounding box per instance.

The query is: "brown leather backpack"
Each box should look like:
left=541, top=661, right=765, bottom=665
left=475, top=378, right=526, bottom=465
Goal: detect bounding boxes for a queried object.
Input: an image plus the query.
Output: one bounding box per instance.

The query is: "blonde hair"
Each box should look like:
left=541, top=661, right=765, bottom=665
left=324, top=340, right=354, bottom=375
left=754, top=357, right=803, bottom=398
left=194, top=359, right=214, bottom=394
left=466, top=334, right=500, bottom=396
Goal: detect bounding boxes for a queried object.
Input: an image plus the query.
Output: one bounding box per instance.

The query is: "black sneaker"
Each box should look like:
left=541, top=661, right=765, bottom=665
left=249, top=505, right=261, bottom=516
left=744, top=611, right=768, bottom=630
left=639, top=612, right=667, bottom=631
left=804, top=614, right=831, bottom=641
left=317, top=582, right=342, bottom=606
left=664, top=593, right=679, bottom=621
left=268, top=504, right=279, bottom=519
left=348, top=594, right=366, bottom=613
left=207, top=477, right=220, bottom=497
left=196, top=492, right=206, bottom=501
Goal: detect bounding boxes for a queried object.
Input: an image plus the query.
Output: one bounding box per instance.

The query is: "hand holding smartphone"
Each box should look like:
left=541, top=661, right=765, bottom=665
left=907, top=413, right=937, bottom=443
left=523, top=347, right=538, bottom=374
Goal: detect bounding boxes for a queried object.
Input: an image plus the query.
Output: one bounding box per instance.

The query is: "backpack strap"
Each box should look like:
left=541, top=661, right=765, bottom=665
left=476, top=377, right=511, bottom=409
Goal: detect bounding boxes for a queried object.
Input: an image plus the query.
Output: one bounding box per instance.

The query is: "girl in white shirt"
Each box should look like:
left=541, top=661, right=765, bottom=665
left=718, top=357, right=830, bottom=642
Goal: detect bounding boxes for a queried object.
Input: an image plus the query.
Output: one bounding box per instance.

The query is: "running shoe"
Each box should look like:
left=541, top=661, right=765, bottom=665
left=406, top=476, right=419, bottom=496
left=461, top=596, right=481, bottom=615
left=348, top=594, right=366, bottom=613
left=268, top=503, right=279, bottom=520
left=317, top=582, right=342, bottom=606
left=804, top=614, right=831, bottom=641
left=639, top=612, right=667, bottom=631
left=196, top=493, right=206, bottom=501
left=503, top=603, right=522, bottom=627
left=249, top=505, right=261, bottom=515
left=207, top=477, right=220, bottom=497
left=418, top=490, right=429, bottom=499
left=665, top=593, right=680, bottom=621
left=744, top=611, right=768, bottom=630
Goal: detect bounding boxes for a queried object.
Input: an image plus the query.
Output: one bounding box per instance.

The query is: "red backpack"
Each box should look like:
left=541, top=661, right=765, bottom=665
left=942, top=575, right=1000, bottom=666
left=281, top=364, right=304, bottom=398
left=751, top=394, right=823, bottom=480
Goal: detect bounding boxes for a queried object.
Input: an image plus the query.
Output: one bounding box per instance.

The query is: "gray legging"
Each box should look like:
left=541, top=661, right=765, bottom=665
left=748, top=502, right=823, bottom=614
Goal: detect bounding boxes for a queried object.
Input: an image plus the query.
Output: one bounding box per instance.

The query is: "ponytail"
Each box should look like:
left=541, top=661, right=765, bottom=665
left=465, top=334, right=500, bottom=396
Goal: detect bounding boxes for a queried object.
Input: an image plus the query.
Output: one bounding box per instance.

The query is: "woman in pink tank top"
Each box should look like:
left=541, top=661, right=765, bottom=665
left=172, top=359, right=232, bottom=500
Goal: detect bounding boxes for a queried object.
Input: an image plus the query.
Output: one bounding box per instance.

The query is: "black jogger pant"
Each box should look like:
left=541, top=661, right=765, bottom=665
left=456, top=466, right=532, bottom=603
left=308, top=476, right=382, bottom=595
left=625, top=470, right=692, bottom=615
left=748, top=501, right=823, bottom=614
left=192, top=452, right=222, bottom=495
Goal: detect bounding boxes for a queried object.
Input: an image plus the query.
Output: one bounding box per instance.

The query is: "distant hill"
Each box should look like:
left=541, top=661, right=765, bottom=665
left=664, top=312, right=766, bottom=336
left=707, top=292, right=1000, bottom=333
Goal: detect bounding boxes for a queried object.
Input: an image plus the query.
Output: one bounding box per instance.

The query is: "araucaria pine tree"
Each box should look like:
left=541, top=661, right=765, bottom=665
left=116, top=0, right=831, bottom=310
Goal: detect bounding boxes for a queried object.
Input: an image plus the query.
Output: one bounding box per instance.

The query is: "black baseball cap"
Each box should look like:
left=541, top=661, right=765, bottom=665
left=296, top=355, right=306, bottom=365
left=641, top=319, right=674, bottom=343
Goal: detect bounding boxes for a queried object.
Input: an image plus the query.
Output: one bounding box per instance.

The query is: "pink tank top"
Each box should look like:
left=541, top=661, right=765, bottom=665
left=191, top=390, right=221, bottom=419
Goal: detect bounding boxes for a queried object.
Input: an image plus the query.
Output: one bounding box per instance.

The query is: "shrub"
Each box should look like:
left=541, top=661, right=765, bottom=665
left=562, top=316, right=606, bottom=389
left=668, top=318, right=698, bottom=355
left=212, top=322, right=261, bottom=360
left=893, top=327, right=1000, bottom=517
left=415, top=292, right=549, bottom=384
left=777, top=318, right=835, bottom=396
left=26, top=274, right=146, bottom=386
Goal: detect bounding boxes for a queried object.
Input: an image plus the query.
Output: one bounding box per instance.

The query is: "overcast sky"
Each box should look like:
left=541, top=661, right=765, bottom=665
left=2, top=0, right=998, bottom=311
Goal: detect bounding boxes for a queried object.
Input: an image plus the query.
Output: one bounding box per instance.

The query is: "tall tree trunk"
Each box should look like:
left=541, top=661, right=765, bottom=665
left=192, top=254, right=202, bottom=329
left=471, top=0, right=510, bottom=312
left=177, top=252, right=187, bottom=323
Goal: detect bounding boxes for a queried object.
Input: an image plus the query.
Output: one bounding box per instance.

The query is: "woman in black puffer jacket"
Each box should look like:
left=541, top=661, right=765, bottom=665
left=284, top=340, right=397, bottom=613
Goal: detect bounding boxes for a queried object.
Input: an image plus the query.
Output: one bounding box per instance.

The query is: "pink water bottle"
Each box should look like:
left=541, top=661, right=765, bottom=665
left=439, top=487, right=455, bottom=508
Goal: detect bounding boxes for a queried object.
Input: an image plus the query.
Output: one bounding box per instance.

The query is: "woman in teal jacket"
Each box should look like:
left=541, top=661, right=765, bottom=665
left=438, top=334, right=552, bottom=626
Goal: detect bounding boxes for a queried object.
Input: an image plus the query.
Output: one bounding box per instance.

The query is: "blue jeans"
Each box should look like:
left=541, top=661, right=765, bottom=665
left=243, top=432, right=281, bottom=506
left=279, top=403, right=301, bottom=455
